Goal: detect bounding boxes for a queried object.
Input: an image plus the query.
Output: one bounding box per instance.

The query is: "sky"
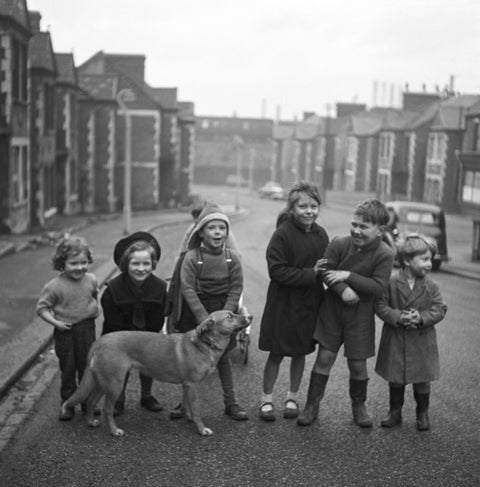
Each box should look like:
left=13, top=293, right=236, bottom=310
left=27, top=0, right=480, bottom=120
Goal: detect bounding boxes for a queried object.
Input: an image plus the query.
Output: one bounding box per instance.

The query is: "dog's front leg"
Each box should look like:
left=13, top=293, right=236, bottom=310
left=183, top=383, right=213, bottom=436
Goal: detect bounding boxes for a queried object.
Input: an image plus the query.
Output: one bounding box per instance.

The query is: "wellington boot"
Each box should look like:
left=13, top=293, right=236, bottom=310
left=350, top=379, right=373, bottom=428
left=414, top=392, right=430, bottom=431
left=380, top=384, right=405, bottom=428
left=297, top=373, right=329, bottom=426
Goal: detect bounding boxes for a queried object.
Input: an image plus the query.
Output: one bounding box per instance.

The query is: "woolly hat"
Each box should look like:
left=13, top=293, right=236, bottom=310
left=113, top=231, right=161, bottom=265
left=187, top=201, right=230, bottom=249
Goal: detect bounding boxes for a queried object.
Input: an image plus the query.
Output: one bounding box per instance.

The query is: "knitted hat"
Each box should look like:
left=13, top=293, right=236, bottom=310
left=113, top=231, right=161, bottom=265
left=187, top=201, right=230, bottom=249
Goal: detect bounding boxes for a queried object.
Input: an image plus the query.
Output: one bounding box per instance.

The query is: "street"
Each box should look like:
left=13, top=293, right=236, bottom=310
left=0, top=187, right=479, bottom=486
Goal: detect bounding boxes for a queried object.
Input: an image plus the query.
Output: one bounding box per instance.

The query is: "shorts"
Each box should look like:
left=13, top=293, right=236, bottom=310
left=313, top=296, right=375, bottom=360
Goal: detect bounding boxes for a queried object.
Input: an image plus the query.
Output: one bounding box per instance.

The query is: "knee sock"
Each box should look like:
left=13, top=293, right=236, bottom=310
left=286, top=391, right=298, bottom=408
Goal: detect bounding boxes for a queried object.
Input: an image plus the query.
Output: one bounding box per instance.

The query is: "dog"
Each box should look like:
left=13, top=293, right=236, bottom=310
left=61, top=310, right=252, bottom=437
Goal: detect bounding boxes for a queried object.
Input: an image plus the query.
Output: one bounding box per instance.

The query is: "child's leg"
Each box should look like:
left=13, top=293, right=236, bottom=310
left=139, top=374, right=163, bottom=412
left=217, top=351, right=248, bottom=420
left=259, top=353, right=283, bottom=421
left=413, top=382, right=431, bottom=431
left=347, top=358, right=372, bottom=428
left=283, top=355, right=305, bottom=419
left=54, top=328, right=77, bottom=403
left=381, top=382, right=405, bottom=428
left=72, top=319, right=96, bottom=383
left=297, top=346, right=331, bottom=426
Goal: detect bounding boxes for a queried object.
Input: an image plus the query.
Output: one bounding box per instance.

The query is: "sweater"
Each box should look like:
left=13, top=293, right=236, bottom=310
left=36, top=272, right=99, bottom=323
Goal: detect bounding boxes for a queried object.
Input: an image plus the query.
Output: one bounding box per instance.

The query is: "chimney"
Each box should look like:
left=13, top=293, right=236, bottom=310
left=29, top=10, right=42, bottom=33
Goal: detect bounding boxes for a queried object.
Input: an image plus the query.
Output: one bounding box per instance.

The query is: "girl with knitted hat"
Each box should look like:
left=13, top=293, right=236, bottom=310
left=171, top=201, right=248, bottom=421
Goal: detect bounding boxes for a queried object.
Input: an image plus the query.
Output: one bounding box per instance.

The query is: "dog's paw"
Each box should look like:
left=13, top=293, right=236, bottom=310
left=111, top=428, right=125, bottom=437
left=87, top=419, right=101, bottom=428
left=198, top=427, right=213, bottom=436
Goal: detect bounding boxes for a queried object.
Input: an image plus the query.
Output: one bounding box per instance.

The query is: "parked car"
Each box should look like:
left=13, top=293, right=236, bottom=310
left=385, top=201, right=448, bottom=271
left=258, top=181, right=286, bottom=200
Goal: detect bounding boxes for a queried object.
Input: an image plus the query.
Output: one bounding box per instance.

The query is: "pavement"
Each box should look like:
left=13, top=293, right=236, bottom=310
left=0, top=190, right=479, bottom=451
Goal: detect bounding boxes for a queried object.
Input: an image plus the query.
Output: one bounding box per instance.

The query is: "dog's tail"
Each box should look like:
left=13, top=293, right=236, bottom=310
left=62, top=353, right=98, bottom=409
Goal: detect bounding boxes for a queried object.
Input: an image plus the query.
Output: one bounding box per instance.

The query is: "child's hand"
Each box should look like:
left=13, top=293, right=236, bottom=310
left=324, top=270, right=351, bottom=286
left=314, top=258, right=329, bottom=274
left=55, top=321, right=73, bottom=332
left=341, top=287, right=360, bottom=305
left=399, top=309, right=418, bottom=329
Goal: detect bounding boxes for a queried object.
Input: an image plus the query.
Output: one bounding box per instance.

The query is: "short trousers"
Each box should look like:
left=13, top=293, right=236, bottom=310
left=313, top=297, right=375, bottom=360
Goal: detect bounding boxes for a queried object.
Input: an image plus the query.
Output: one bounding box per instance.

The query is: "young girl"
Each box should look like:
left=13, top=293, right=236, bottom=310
left=37, top=236, right=99, bottom=421
left=172, top=201, right=248, bottom=421
left=375, top=233, right=447, bottom=431
left=258, top=181, right=329, bottom=421
left=101, top=231, right=169, bottom=416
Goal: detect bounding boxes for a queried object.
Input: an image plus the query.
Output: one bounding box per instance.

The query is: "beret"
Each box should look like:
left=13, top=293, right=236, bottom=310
left=113, top=231, right=161, bottom=265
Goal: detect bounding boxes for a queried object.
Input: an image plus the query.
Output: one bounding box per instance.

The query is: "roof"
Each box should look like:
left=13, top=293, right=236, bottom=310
left=350, top=111, right=383, bottom=136
left=145, top=86, right=178, bottom=111
left=273, top=122, right=294, bottom=140
left=78, top=74, right=117, bottom=101
left=0, top=0, right=30, bottom=32
left=29, top=31, right=56, bottom=73
left=55, top=53, right=77, bottom=85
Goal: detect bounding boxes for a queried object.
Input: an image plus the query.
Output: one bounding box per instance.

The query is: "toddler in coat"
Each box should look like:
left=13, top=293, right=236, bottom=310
left=375, top=233, right=447, bottom=431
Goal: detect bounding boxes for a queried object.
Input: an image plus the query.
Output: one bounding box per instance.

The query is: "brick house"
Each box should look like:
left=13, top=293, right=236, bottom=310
left=271, top=121, right=295, bottom=187
left=77, top=73, right=117, bottom=213
left=55, top=52, right=81, bottom=215
left=0, top=0, right=30, bottom=234
left=423, top=94, right=480, bottom=212
left=28, top=10, right=57, bottom=227
left=79, top=52, right=163, bottom=210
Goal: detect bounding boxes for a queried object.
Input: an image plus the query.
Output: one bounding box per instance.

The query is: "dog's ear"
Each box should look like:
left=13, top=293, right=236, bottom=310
left=196, top=317, right=215, bottom=337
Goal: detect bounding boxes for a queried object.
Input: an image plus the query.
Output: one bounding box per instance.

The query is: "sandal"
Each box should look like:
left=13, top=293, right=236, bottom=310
left=283, top=399, right=299, bottom=419
left=259, top=402, right=276, bottom=422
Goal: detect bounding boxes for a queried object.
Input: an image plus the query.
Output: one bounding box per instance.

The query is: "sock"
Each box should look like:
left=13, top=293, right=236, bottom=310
left=285, top=391, right=297, bottom=408
left=261, top=393, right=273, bottom=411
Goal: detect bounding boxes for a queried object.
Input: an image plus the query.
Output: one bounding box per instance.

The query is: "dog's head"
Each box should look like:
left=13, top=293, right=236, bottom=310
left=195, top=310, right=252, bottom=351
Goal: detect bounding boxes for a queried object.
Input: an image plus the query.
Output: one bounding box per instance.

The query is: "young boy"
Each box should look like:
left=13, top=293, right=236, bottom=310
left=375, top=234, right=447, bottom=431
left=297, top=199, right=394, bottom=427
left=171, top=201, right=248, bottom=421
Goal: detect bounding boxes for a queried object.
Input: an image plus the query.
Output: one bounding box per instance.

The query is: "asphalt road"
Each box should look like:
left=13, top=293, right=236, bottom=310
left=0, top=188, right=479, bottom=487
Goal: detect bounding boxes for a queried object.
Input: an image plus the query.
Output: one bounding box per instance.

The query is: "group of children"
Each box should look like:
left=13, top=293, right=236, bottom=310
left=36, top=180, right=447, bottom=432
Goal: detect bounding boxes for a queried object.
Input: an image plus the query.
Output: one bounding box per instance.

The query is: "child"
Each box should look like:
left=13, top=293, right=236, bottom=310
left=258, top=181, right=329, bottom=421
left=375, top=234, right=447, bottom=431
left=297, top=199, right=394, bottom=427
left=172, top=201, right=248, bottom=421
left=101, top=231, right=169, bottom=416
left=36, top=236, right=99, bottom=421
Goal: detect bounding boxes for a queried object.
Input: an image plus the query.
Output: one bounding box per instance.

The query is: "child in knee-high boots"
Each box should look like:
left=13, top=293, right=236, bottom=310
left=375, top=234, right=447, bottom=431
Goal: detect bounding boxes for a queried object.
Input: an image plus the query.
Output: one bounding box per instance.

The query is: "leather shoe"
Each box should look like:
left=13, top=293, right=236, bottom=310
left=170, top=403, right=186, bottom=420
left=259, top=402, right=275, bottom=422
left=141, top=396, right=163, bottom=412
left=59, top=407, right=75, bottom=421
left=225, top=404, right=249, bottom=421
left=283, top=399, right=299, bottom=419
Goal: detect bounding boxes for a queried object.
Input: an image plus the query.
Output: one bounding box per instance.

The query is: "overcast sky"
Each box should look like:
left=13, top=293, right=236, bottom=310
left=27, top=0, right=480, bottom=120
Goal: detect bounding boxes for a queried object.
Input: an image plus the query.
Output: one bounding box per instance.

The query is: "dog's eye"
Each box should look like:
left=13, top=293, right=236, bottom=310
left=227, top=312, right=233, bottom=318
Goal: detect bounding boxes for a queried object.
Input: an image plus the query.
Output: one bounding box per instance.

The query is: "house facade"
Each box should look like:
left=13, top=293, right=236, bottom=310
left=0, top=0, right=31, bottom=233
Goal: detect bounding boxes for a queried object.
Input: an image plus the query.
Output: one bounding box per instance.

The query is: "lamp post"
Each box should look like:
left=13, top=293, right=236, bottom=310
left=233, top=135, right=243, bottom=211
left=116, top=89, right=135, bottom=235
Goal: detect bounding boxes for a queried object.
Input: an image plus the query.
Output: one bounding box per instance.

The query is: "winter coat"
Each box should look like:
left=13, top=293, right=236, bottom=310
left=259, top=216, right=329, bottom=356
left=374, top=269, right=447, bottom=384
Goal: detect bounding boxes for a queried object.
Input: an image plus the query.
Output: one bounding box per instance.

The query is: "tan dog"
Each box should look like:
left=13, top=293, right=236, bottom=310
left=61, top=310, right=252, bottom=437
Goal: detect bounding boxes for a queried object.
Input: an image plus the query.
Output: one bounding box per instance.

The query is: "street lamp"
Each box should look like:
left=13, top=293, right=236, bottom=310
left=233, top=135, right=243, bottom=211
left=116, top=89, right=136, bottom=235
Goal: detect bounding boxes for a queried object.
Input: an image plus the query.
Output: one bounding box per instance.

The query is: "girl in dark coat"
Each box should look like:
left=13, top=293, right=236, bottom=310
left=258, top=181, right=329, bottom=421
left=101, top=231, right=169, bottom=416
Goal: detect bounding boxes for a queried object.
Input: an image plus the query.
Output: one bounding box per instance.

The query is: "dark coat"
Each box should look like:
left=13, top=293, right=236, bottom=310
left=101, top=273, right=169, bottom=334
left=375, top=269, right=447, bottom=383
left=259, top=216, right=329, bottom=356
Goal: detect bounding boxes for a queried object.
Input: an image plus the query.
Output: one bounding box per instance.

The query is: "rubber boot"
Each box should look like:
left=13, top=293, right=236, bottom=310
left=349, top=378, right=373, bottom=428
left=380, top=384, right=405, bottom=428
left=414, top=392, right=430, bottom=431
left=296, top=373, right=329, bottom=426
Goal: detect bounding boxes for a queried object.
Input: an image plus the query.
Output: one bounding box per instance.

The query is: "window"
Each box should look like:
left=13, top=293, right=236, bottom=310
left=11, top=144, right=28, bottom=204
left=462, top=170, right=480, bottom=204
left=12, top=38, right=28, bottom=102
left=473, top=118, right=480, bottom=152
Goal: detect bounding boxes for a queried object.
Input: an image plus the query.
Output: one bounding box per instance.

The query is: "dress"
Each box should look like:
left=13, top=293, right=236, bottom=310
left=375, top=269, right=447, bottom=384
left=258, top=216, right=329, bottom=356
